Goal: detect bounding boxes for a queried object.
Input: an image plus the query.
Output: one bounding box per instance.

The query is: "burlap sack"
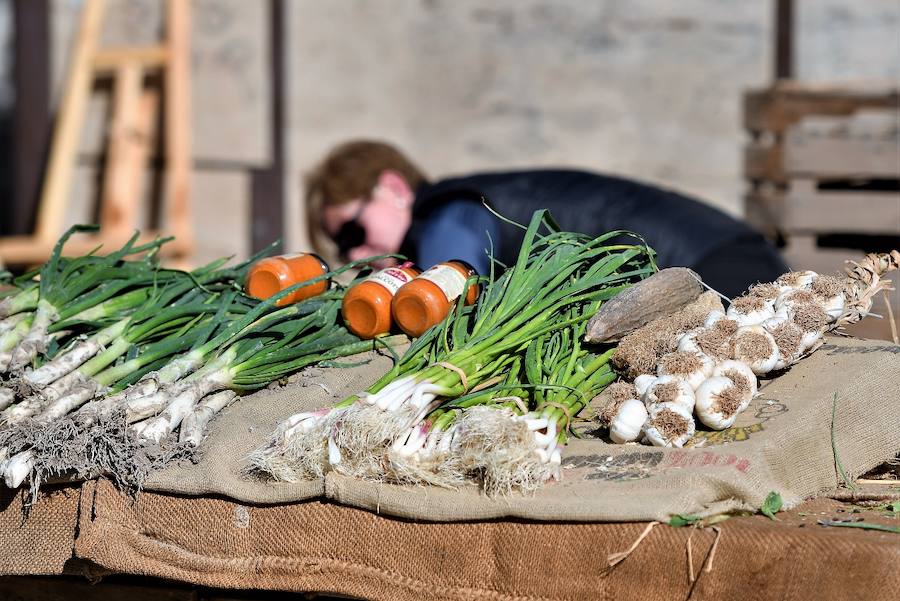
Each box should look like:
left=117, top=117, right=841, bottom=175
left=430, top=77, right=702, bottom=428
left=327, top=336, right=900, bottom=521
left=73, top=479, right=900, bottom=601
left=143, top=348, right=401, bottom=503
left=0, top=484, right=81, bottom=575
left=143, top=336, right=899, bottom=523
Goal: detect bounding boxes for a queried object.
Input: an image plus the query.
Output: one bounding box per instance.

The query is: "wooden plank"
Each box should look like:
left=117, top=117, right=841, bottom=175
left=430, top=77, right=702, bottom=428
left=744, top=85, right=899, bottom=133
left=33, top=0, right=106, bottom=244
left=783, top=114, right=900, bottom=178
left=100, top=62, right=145, bottom=237
left=92, top=46, right=169, bottom=72
left=0, top=232, right=190, bottom=267
left=744, top=140, right=784, bottom=182
left=784, top=135, right=900, bottom=178
left=747, top=187, right=900, bottom=236
left=774, top=0, right=793, bottom=79
left=163, top=0, right=193, bottom=253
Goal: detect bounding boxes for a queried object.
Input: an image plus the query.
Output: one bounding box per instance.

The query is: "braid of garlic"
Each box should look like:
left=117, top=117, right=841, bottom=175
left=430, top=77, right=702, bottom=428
left=837, top=250, right=899, bottom=326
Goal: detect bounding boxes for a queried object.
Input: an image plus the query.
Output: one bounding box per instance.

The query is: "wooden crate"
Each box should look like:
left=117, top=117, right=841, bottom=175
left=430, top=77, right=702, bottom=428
left=743, top=82, right=900, bottom=341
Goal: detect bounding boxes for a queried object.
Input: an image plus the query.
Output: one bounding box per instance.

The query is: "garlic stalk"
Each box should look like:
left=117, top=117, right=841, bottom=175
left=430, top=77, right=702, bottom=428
left=642, top=402, right=695, bottom=447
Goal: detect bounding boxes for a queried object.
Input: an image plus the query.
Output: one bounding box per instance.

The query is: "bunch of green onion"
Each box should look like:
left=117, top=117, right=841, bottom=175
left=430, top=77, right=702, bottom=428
left=0, top=226, right=405, bottom=491
left=250, top=210, right=657, bottom=492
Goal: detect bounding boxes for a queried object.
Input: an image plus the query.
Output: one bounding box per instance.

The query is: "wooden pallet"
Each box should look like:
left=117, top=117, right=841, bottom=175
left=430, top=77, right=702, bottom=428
left=0, top=0, right=192, bottom=267
left=743, top=82, right=900, bottom=341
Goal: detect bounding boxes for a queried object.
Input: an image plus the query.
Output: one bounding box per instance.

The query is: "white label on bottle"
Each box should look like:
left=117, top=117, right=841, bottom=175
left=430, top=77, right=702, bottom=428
left=366, top=267, right=415, bottom=295
left=419, top=264, right=467, bottom=301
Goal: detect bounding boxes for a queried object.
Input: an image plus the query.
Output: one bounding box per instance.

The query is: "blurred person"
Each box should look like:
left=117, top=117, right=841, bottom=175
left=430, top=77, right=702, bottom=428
left=306, top=140, right=788, bottom=298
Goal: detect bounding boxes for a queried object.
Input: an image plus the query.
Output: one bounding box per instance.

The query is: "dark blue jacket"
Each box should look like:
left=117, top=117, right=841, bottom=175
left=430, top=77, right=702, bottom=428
left=400, top=169, right=787, bottom=298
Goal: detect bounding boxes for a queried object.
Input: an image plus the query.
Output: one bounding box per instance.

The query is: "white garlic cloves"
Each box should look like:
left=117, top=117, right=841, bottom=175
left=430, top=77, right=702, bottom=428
left=633, top=374, right=658, bottom=398
left=776, top=270, right=818, bottom=293
left=694, top=376, right=748, bottom=430
left=726, top=295, right=776, bottom=327
left=657, top=350, right=714, bottom=391
left=712, top=359, right=758, bottom=400
left=731, top=325, right=780, bottom=375
left=704, top=310, right=727, bottom=328
left=609, top=398, right=649, bottom=444
left=642, top=402, right=695, bottom=448
left=643, top=375, right=696, bottom=412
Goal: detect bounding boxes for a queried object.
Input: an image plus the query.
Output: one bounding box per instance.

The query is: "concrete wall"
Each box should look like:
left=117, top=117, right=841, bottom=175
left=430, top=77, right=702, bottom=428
left=49, top=0, right=269, bottom=265
left=30, top=0, right=900, bottom=263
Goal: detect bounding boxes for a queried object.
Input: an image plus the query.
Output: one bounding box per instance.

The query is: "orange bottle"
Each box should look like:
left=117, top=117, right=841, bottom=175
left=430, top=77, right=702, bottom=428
left=341, top=262, right=421, bottom=339
left=391, top=260, right=479, bottom=337
left=245, top=253, right=330, bottom=306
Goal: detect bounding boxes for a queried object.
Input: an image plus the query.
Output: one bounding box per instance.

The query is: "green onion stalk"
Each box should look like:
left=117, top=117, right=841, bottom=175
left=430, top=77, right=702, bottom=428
left=128, top=259, right=407, bottom=445
left=2, top=226, right=174, bottom=374
left=252, top=210, right=656, bottom=486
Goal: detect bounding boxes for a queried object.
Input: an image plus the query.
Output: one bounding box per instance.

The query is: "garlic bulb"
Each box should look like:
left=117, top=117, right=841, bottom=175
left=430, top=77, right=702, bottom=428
left=643, top=402, right=696, bottom=447
left=731, top=325, right=780, bottom=375
left=657, top=350, right=714, bottom=390
left=776, top=270, right=818, bottom=292
left=599, top=382, right=639, bottom=428
left=676, top=329, right=703, bottom=354
left=747, top=282, right=781, bottom=304
left=609, top=398, right=649, bottom=444
left=809, top=275, right=847, bottom=322
left=694, top=376, right=750, bottom=430
left=775, top=289, right=819, bottom=314
left=633, top=374, right=657, bottom=398
left=767, top=320, right=804, bottom=370
left=704, top=310, right=727, bottom=327
left=688, top=321, right=737, bottom=362
left=642, top=375, right=696, bottom=412
left=712, top=359, right=758, bottom=400
left=791, top=302, right=830, bottom=354
left=726, top=295, right=776, bottom=327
